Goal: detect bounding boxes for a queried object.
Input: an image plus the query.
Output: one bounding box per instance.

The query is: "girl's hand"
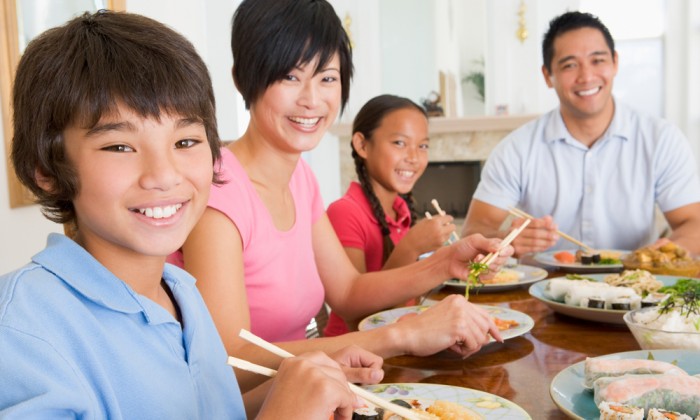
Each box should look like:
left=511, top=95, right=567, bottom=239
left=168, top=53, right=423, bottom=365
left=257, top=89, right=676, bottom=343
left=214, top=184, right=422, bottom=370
left=331, top=345, right=384, bottom=385
left=402, top=214, right=456, bottom=254
left=258, top=352, right=360, bottom=420
left=390, top=295, right=502, bottom=357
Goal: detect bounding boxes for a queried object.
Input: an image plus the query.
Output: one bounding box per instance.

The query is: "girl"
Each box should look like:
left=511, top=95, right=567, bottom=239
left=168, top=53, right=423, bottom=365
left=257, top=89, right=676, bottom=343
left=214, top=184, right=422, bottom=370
left=324, top=95, right=457, bottom=337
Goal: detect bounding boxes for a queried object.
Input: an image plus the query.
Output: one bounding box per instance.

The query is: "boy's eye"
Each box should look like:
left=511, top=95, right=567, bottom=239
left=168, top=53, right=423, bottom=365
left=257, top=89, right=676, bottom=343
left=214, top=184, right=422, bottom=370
left=175, top=139, right=201, bottom=149
left=419, top=143, right=430, bottom=150
left=393, top=140, right=406, bottom=147
left=322, top=75, right=338, bottom=83
left=101, top=144, right=134, bottom=152
left=283, top=74, right=298, bottom=82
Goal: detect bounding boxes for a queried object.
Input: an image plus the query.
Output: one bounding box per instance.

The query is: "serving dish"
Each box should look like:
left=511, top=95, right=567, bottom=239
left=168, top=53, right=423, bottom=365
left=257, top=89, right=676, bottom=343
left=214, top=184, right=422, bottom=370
left=624, top=306, right=700, bottom=350
left=362, top=383, right=531, bottom=419
left=528, top=274, right=680, bottom=324
left=549, top=349, right=700, bottom=419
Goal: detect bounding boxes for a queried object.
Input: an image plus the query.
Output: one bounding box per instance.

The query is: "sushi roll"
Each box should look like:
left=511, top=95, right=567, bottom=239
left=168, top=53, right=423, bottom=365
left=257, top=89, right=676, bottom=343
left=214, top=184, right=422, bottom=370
left=610, top=297, right=633, bottom=311
left=598, top=401, right=643, bottom=419
left=352, top=406, right=383, bottom=420
left=582, top=295, right=606, bottom=309
left=648, top=408, right=692, bottom=419
left=576, top=250, right=601, bottom=265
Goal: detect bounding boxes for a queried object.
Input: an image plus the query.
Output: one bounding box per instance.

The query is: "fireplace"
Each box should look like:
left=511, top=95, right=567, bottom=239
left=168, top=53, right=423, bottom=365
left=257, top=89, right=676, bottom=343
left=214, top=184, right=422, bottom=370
left=412, top=161, right=482, bottom=218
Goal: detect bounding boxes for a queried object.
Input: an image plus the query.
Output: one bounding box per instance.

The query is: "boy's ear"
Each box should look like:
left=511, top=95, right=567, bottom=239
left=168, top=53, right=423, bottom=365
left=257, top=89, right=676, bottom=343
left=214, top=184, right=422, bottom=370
left=351, top=132, right=369, bottom=159
left=34, top=167, right=56, bottom=193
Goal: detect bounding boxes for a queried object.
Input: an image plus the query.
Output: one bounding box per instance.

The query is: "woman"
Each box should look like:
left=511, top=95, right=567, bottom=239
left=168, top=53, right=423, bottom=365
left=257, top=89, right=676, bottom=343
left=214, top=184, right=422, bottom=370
left=171, top=0, right=513, bottom=396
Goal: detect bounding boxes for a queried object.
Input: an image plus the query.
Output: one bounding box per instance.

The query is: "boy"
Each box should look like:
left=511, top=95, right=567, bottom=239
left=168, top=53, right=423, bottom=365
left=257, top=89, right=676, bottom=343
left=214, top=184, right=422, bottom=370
left=0, top=10, right=377, bottom=419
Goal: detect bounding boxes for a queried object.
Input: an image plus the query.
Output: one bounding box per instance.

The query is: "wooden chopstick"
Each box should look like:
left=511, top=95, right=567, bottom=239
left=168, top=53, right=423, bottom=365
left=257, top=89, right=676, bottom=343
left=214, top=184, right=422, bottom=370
left=508, top=207, right=594, bottom=251
left=429, top=199, right=461, bottom=244
left=479, top=218, right=531, bottom=267
left=227, top=356, right=278, bottom=377
left=237, top=330, right=430, bottom=420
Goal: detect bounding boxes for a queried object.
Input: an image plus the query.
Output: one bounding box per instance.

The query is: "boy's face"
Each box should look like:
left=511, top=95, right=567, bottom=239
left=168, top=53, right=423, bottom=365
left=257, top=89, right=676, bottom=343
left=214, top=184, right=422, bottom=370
left=542, top=27, right=618, bottom=122
left=62, top=104, right=213, bottom=264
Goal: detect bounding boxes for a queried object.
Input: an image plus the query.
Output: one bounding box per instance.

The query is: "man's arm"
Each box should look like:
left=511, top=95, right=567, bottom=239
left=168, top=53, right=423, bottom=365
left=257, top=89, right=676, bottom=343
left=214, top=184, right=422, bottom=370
left=664, top=202, right=700, bottom=255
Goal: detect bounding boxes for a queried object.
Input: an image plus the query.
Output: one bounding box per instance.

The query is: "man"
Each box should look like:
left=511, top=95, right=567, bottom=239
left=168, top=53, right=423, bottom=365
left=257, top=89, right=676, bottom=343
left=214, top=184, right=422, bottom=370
left=462, top=11, right=700, bottom=257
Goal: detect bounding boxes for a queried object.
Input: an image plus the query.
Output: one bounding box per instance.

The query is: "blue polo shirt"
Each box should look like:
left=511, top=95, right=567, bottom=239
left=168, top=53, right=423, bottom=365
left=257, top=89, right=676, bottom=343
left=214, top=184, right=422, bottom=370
left=0, top=233, right=245, bottom=419
left=473, top=100, right=700, bottom=251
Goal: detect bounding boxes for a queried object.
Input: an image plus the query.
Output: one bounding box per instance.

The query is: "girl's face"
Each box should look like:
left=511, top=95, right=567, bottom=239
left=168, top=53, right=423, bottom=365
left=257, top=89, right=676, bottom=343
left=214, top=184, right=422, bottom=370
left=61, top=104, right=214, bottom=268
left=355, top=107, right=429, bottom=197
left=249, top=54, right=342, bottom=154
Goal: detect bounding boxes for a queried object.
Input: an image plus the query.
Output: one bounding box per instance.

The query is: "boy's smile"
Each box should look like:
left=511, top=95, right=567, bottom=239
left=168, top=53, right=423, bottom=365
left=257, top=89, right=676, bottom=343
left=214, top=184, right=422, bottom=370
left=61, top=104, right=213, bottom=272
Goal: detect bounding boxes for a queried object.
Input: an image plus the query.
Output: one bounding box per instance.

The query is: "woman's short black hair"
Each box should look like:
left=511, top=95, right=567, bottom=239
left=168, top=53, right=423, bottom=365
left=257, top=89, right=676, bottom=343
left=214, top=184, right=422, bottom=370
left=11, top=10, right=221, bottom=225
left=231, top=0, right=353, bottom=111
left=542, top=11, right=615, bottom=73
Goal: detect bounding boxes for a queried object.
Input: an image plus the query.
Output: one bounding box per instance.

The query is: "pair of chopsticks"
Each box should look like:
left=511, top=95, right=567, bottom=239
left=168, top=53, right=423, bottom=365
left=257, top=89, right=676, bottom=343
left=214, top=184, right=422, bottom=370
left=508, top=207, right=594, bottom=252
left=424, top=199, right=461, bottom=244
left=228, top=330, right=431, bottom=420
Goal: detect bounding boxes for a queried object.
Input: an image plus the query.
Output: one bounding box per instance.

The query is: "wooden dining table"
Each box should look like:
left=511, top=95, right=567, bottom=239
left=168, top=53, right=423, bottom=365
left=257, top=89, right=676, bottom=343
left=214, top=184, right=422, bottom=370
left=379, top=255, right=639, bottom=419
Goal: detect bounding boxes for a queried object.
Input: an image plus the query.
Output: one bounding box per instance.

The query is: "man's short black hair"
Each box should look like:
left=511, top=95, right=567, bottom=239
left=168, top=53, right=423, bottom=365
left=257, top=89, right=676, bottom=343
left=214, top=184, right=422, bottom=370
left=542, top=11, right=615, bottom=73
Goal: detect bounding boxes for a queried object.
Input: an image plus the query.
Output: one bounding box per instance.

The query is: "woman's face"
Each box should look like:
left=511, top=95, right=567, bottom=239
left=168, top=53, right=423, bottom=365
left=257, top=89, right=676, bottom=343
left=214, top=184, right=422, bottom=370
left=249, top=54, right=342, bottom=154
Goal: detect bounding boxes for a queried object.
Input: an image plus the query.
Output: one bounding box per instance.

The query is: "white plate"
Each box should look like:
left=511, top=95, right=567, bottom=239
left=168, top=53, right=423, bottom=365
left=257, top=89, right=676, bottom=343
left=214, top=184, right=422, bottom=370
left=550, top=349, right=700, bottom=419
left=529, top=274, right=681, bottom=324
left=358, top=304, right=534, bottom=342
left=533, top=249, right=628, bottom=273
left=363, top=383, right=531, bottom=419
left=443, top=264, right=548, bottom=292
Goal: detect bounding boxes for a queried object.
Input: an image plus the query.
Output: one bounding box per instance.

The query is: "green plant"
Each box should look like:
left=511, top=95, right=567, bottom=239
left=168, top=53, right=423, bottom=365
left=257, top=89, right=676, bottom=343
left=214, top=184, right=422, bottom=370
left=462, top=58, right=485, bottom=102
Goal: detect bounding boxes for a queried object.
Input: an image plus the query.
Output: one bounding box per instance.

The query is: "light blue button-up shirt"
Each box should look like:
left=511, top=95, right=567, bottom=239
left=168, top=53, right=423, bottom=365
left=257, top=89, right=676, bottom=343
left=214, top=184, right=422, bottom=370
left=0, top=234, right=245, bottom=419
left=474, top=100, right=700, bottom=251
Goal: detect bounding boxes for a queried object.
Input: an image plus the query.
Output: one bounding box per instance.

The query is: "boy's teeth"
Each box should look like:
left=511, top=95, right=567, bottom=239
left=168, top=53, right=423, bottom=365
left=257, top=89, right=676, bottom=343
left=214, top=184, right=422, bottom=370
left=578, top=87, right=599, bottom=96
left=289, top=116, right=320, bottom=126
left=137, top=204, right=182, bottom=219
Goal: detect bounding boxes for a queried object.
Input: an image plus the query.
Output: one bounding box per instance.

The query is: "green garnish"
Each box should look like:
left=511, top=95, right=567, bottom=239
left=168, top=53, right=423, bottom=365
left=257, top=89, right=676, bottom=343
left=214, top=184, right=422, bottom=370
left=598, top=258, right=621, bottom=265
left=566, top=274, right=595, bottom=281
left=466, top=261, right=488, bottom=299
left=658, top=290, right=700, bottom=318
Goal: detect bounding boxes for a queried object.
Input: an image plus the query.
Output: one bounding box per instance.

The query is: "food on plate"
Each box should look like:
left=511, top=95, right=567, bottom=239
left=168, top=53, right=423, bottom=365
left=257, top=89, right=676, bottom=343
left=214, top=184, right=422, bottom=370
left=544, top=278, right=643, bottom=310
left=598, top=401, right=644, bottom=419
left=584, top=357, right=688, bottom=388
left=493, top=317, right=519, bottom=331
left=480, top=268, right=523, bottom=285
left=552, top=249, right=622, bottom=265
left=593, top=373, right=700, bottom=418
left=623, top=242, right=700, bottom=277
left=554, top=251, right=576, bottom=264
left=353, top=398, right=482, bottom=419
left=647, top=408, right=694, bottom=419
left=604, top=270, right=664, bottom=296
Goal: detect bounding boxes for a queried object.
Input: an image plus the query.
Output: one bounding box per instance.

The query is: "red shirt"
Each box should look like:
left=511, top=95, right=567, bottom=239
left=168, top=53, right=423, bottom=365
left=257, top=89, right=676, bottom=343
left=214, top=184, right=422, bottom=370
left=323, top=182, right=412, bottom=337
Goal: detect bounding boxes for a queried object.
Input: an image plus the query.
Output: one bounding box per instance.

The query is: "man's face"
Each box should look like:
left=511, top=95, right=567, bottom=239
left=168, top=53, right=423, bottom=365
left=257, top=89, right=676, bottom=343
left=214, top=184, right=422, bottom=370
left=542, top=27, right=618, bottom=122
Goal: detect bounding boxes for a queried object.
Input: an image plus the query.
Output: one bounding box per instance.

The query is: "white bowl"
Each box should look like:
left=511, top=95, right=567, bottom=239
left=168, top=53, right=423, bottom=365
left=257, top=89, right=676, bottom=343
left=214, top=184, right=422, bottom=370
left=623, top=306, right=700, bottom=350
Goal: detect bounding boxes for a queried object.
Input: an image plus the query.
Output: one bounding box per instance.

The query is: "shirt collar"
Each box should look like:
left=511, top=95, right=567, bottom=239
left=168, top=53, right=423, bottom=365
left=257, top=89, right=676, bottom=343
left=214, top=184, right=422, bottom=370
left=543, top=98, right=631, bottom=147
left=32, top=233, right=193, bottom=322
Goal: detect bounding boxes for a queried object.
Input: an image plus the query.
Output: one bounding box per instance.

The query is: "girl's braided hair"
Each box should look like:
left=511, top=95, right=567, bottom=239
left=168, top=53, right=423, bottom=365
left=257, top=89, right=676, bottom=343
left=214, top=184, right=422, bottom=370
left=351, top=94, right=427, bottom=263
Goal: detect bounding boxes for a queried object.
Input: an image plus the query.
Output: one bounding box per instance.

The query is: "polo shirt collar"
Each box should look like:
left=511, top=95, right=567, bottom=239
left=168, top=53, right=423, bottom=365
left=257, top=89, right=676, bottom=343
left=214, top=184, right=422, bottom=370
left=543, top=98, right=631, bottom=148
left=32, top=233, right=190, bottom=324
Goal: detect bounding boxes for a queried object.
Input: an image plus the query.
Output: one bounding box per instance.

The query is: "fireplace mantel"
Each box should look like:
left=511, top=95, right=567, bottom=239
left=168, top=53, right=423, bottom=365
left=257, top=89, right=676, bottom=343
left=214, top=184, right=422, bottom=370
left=330, top=114, right=539, bottom=193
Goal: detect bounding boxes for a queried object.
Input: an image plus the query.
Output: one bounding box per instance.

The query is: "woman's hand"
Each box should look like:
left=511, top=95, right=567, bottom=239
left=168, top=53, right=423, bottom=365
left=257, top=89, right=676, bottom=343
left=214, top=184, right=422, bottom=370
left=437, top=233, right=515, bottom=282
left=390, top=294, right=502, bottom=358
left=330, top=345, right=384, bottom=385
left=257, top=352, right=361, bottom=420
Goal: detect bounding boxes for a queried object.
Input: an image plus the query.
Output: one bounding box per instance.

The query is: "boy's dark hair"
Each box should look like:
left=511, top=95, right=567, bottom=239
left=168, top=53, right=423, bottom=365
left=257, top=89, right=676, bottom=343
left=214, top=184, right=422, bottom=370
left=11, top=10, right=221, bottom=225
left=542, top=11, right=615, bottom=73
left=231, top=0, right=353, bottom=111
left=352, top=94, right=428, bottom=263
